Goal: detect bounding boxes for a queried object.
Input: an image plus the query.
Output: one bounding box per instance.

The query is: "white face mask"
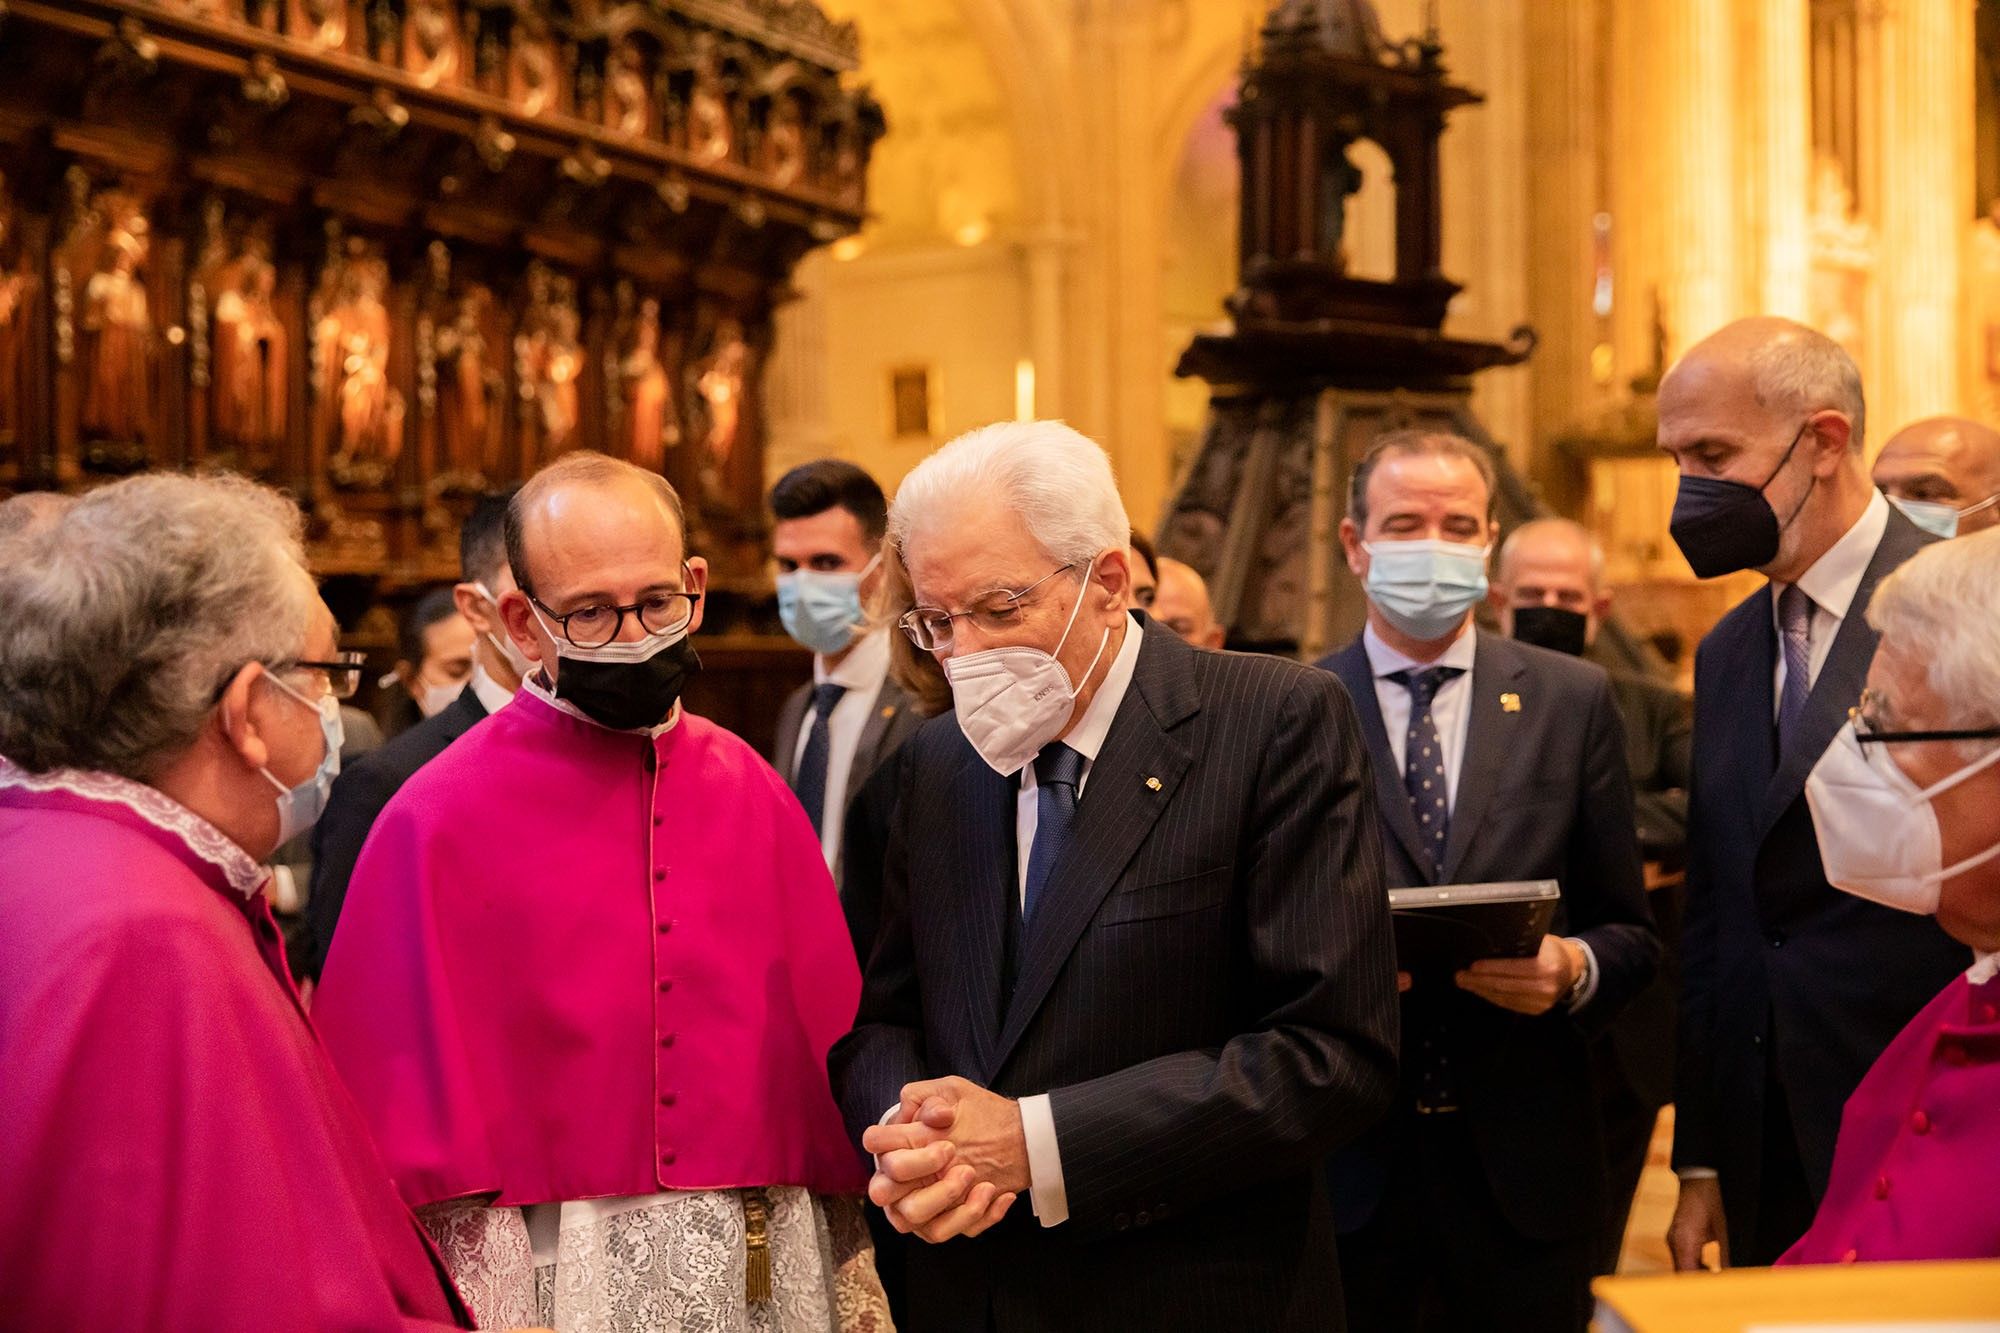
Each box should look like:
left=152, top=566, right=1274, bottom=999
left=417, top=681, right=461, bottom=718
left=942, top=564, right=1111, bottom=777
left=473, top=581, right=534, bottom=680
left=1805, top=720, right=2000, bottom=914
left=259, top=672, right=344, bottom=846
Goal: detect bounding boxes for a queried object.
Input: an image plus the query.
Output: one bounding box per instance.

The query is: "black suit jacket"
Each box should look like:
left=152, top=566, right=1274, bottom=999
left=771, top=665, right=924, bottom=888
left=1320, top=632, right=1658, bottom=1242
left=1672, top=506, right=1969, bottom=1246
left=295, top=685, right=490, bottom=980
left=829, top=616, right=1400, bottom=1333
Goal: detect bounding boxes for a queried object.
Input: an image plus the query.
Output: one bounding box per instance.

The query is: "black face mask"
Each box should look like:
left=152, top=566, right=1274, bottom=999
left=1669, top=420, right=1815, bottom=579
left=1510, top=605, right=1589, bottom=657
left=550, top=634, right=701, bottom=731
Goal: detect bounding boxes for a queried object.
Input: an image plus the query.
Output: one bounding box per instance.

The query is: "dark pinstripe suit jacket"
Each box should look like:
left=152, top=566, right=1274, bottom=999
left=829, top=615, right=1400, bottom=1333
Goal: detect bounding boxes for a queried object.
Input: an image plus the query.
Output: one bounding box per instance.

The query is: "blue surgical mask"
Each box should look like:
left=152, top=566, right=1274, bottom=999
left=1363, top=539, right=1490, bottom=641
left=259, top=673, right=343, bottom=845
left=777, top=565, right=869, bottom=657
left=1889, top=493, right=2000, bottom=540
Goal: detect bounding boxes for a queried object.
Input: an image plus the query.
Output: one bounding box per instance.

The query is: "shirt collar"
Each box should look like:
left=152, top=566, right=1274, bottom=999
left=815, top=626, right=892, bottom=693
left=0, top=755, right=267, bottom=898
left=522, top=670, right=682, bottom=738
left=1783, top=488, right=1891, bottom=622
left=1970, top=950, right=2000, bottom=985
left=1054, top=611, right=1144, bottom=768
left=468, top=662, right=515, bottom=717
left=1362, top=619, right=1478, bottom=679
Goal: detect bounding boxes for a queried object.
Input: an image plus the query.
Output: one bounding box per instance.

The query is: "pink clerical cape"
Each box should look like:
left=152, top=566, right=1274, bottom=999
left=0, top=767, right=469, bottom=1332
left=1779, top=966, right=2000, bottom=1265
left=312, top=688, right=865, bottom=1208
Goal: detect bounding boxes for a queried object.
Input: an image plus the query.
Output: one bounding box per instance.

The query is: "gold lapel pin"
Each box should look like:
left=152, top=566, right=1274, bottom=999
left=880, top=705, right=897, bottom=719
left=1500, top=692, right=1522, bottom=713
left=1145, top=776, right=1163, bottom=791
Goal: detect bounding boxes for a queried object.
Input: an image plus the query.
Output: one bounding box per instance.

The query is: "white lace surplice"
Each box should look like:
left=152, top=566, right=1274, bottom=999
left=422, top=1189, right=890, bottom=1333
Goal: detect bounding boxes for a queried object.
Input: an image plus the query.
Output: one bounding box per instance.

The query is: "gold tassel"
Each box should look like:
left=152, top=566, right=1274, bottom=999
left=743, top=1188, right=773, bottom=1305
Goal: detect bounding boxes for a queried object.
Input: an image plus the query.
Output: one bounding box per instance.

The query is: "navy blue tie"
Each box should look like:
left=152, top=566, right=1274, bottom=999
left=1023, top=742, right=1085, bottom=927
left=1389, top=666, right=1463, bottom=874
left=793, top=682, right=847, bottom=836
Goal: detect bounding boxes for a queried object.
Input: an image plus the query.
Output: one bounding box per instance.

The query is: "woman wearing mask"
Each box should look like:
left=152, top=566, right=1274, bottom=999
left=1790, top=526, right=2000, bottom=1265
left=0, top=473, right=524, bottom=1329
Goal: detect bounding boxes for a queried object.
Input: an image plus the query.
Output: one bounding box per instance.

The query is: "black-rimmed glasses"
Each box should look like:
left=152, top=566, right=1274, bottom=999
left=1851, top=687, right=2000, bottom=745
left=899, top=562, right=1077, bottom=652
left=529, top=589, right=701, bottom=649
left=280, top=652, right=366, bottom=701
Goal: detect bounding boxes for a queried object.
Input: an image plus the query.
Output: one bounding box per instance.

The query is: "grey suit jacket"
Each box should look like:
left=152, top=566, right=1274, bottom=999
left=770, top=664, right=923, bottom=885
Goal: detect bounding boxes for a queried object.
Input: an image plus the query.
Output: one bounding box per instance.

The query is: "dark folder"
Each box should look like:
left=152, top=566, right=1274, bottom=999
left=1388, top=880, right=1561, bottom=975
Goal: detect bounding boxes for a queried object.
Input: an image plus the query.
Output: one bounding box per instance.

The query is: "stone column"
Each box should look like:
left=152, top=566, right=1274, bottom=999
left=1654, top=0, right=1744, bottom=358
left=1874, top=0, right=1973, bottom=433
left=1753, top=0, right=1812, bottom=321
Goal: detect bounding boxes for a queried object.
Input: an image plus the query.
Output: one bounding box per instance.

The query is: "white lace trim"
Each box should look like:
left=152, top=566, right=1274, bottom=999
left=0, top=756, right=267, bottom=899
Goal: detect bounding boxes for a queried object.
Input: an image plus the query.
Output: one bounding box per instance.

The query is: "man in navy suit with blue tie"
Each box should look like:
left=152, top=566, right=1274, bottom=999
left=1319, top=430, right=1658, bottom=1332
left=830, top=420, right=1400, bottom=1332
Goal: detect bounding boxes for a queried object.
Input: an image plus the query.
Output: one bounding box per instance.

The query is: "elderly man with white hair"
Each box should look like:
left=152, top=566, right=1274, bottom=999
left=1656, top=317, right=1969, bottom=1271
left=829, top=420, right=1400, bottom=1332
left=0, top=474, right=477, bottom=1330
left=1785, top=526, right=2000, bottom=1263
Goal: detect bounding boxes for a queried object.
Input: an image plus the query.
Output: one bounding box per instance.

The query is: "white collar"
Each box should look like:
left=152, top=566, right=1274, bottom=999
left=815, top=626, right=891, bottom=693
left=468, top=662, right=515, bottom=717
left=1782, top=488, right=1891, bottom=622
left=0, top=755, right=267, bottom=898
left=1970, top=950, right=2000, bottom=985
left=1051, top=612, right=1144, bottom=768
left=1362, top=619, right=1478, bottom=679
left=522, top=670, right=682, bottom=738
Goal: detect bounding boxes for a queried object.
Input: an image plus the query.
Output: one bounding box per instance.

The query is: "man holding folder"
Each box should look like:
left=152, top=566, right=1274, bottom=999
left=1317, top=430, right=1658, bottom=1332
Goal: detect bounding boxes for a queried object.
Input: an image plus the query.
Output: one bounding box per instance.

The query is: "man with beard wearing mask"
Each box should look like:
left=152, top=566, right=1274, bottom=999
left=0, top=473, right=477, bottom=1330
left=1656, top=317, right=1970, bottom=1273
left=1317, top=431, right=1657, bottom=1332
left=1784, top=527, right=2000, bottom=1265
left=295, top=489, right=524, bottom=988
left=1493, top=517, right=1692, bottom=1275
left=830, top=420, right=1399, bottom=1333
left=768, top=460, right=922, bottom=887
left=313, top=452, right=887, bottom=1330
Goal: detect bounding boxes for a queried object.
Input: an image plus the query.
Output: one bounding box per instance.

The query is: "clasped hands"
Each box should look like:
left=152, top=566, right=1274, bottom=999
left=1399, top=933, right=1586, bottom=1016
left=860, top=1076, right=1027, bottom=1243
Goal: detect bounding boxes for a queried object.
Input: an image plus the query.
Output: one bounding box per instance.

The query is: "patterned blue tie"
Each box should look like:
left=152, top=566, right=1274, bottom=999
left=1777, top=583, right=1813, bottom=746
left=1023, top=742, right=1085, bottom=927
left=1390, top=667, right=1463, bottom=874
left=792, top=682, right=847, bottom=836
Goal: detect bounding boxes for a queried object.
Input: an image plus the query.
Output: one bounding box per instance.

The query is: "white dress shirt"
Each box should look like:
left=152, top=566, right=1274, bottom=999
left=469, top=661, right=515, bottom=718
left=789, top=628, right=892, bottom=874
left=1361, top=620, right=1478, bottom=810
left=1770, top=488, right=1889, bottom=715
left=1010, top=615, right=1143, bottom=1229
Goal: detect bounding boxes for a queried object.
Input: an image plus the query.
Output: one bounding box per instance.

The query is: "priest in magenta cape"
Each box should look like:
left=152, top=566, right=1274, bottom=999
left=0, top=472, right=470, bottom=1332
left=313, top=452, right=879, bottom=1332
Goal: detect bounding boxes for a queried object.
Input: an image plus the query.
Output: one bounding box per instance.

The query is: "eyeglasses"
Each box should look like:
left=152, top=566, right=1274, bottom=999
left=899, top=563, right=1076, bottom=652
left=278, top=652, right=366, bottom=701
left=1851, top=687, right=2000, bottom=745
left=528, top=584, right=701, bottom=649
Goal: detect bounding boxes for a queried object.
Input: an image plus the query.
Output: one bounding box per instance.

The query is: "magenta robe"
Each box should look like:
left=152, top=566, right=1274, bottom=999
left=312, top=690, right=865, bottom=1208
left=1779, top=967, right=2000, bottom=1265
left=0, top=775, right=470, bottom=1332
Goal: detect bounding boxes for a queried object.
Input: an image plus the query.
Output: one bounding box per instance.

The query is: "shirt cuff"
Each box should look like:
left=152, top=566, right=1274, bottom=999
left=1676, top=1167, right=1719, bottom=1181
left=1019, top=1093, right=1068, bottom=1228
left=1563, top=936, right=1601, bottom=1012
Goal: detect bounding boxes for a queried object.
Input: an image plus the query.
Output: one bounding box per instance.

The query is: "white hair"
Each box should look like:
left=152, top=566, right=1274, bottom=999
left=888, top=420, right=1131, bottom=569
left=0, top=472, right=317, bottom=780
left=1867, top=527, right=2000, bottom=758
left=1749, top=327, right=1867, bottom=452
left=1498, top=517, right=1606, bottom=590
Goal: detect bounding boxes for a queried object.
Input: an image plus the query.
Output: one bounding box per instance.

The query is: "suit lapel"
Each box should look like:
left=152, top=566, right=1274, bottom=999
left=992, top=624, right=1196, bottom=1074
left=944, top=746, right=1015, bottom=1078
left=848, top=678, right=904, bottom=793
left=1758, top=510, right=1930, bottom=836
left=1440, top=635, right=1524, bottom=883
left=1326, top=642, right=1433, bottom=877
left=772, top=683, right=808, bottom=785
